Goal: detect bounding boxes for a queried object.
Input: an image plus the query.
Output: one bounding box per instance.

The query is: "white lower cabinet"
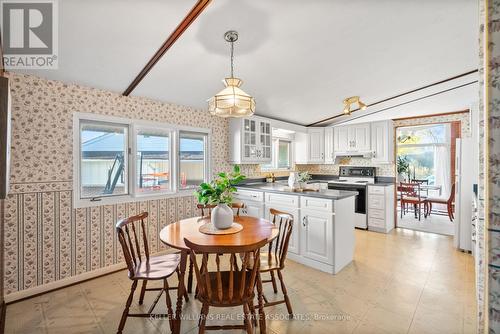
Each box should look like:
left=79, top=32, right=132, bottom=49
left=367, top=185, right=395, bottom=233
left=264, top=205, right=299, bottom=255
left=234, top=189, right=264, bottom=218
left=242, top=201, right=265, bottom=218
left=300, top=210, right=333, bottom=265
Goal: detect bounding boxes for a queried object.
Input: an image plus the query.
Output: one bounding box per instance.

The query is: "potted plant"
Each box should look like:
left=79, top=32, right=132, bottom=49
left=298, top=172, right=312, bottom=189
left=194, top=165, right=246, bottom=229
left=397, top=155, right=410, bottom=182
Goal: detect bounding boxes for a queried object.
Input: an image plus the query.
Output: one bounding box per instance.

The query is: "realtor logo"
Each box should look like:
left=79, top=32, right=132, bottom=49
left=1, top=0, right=58, bottom=69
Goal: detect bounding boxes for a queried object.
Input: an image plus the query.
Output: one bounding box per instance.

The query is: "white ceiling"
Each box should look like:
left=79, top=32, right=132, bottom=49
left=21, top=0, right=479, bottom=126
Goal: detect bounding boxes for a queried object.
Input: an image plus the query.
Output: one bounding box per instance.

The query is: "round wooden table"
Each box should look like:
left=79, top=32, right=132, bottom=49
left=159, top=215, right=278, bottom=334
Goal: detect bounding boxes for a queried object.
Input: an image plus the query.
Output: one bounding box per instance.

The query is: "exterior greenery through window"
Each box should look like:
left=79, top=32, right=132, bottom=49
left=75, top=114, right=210, bottom=207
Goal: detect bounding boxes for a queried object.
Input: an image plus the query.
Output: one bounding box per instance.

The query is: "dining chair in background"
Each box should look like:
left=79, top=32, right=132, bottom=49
left=115, top=212, right=185, bottom=334
left=259, top=208, right=295, bottom=316
left=184, top=237, right=268, bottom=334
left=399, top=182, right=427, bottom=221
left=425, top=183, right=456, bottom=221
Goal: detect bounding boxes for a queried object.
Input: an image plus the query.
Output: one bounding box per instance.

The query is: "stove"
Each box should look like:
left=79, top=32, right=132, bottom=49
left=328, top=166, right=376, bottom=229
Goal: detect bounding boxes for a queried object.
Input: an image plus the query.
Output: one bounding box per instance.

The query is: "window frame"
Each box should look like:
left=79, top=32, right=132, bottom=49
left=73, top=113, right=211, bottom=208
left=177, top=129, right=211, bottom=194
left=261, top=138, right=293, bottom=171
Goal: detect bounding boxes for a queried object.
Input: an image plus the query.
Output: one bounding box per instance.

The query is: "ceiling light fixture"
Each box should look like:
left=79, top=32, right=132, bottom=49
left=207, top=31, right=255, bottom=118
left=342, top=96, right=367, bottom=115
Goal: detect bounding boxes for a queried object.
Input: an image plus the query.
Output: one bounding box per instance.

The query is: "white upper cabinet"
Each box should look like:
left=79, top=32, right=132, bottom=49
left=371, top=120, right=394, bottom=164
left=333, top=123, right=371, bottom=153
left=229, top=117, right=272, bottom=164
left=324, top=127, right=335, bottom=163
left=308, top=128, right=325, bottom=163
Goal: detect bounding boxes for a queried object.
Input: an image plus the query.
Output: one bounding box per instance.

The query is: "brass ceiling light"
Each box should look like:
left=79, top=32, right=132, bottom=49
left=342, top=96, right=367, bottom=115
left=207, top=31, right=255, bottom=118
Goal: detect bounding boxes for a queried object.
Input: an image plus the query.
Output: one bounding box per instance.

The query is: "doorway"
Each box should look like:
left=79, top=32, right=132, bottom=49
left=395, top=121, right=460, bottom=235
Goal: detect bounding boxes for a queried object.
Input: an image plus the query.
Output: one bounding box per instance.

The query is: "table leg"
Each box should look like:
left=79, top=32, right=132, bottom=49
left=174, top=250, right=188, bottom=334
left=256, top=273, right=267, bottom=334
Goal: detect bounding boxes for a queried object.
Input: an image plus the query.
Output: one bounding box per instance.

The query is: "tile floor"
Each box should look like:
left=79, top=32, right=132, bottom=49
left=398, top=208, right=454, bottom=235
left=5, top=228, right=477, bottom=334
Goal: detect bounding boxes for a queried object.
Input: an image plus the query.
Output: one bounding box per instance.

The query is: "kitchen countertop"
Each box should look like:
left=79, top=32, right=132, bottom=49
left=236, top=182, right=358, bottom=200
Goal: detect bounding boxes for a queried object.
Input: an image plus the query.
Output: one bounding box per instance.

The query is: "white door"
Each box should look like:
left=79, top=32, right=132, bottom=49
left=265, top=205, right=299, bottom=255
left=334, top=126, right=350, bottom=152
left=324, top=127, right=335, bottom=163
left=308, top=128, right=324, bottom=163
left=351, top=124, right=371, bottom=151
left=300, top=210, right=333, bottom=264
left=241, top=201, right=264, bottom=218
left=258, top=121, right=272, bottom=162
left=242, top=119, right=258, bottom=161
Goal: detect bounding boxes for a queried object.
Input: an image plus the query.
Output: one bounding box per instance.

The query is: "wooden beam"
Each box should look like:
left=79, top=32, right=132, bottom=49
left=306, top=69, right=479, bottom=127
left=122, top=0, right=211, bottom=96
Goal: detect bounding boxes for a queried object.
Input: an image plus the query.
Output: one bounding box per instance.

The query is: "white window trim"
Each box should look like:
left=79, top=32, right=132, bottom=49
left=261, top=138, right=293, bottom=171
left=177, top=129, right=211, bottom=194
left=73, top=112, right=211, bottom=208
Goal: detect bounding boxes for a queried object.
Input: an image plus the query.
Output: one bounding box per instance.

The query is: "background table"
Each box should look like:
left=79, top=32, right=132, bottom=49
left=159, top=215, right=278, bottom=334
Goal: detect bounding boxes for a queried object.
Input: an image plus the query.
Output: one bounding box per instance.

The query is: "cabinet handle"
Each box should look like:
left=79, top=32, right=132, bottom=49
left=302, top=216, right=307, bottom=227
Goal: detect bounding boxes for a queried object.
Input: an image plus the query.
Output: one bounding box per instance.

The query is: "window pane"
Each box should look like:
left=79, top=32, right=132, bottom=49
left=137, top=131, right=170, bottom=193
left=179, top=132, right=207, bottom=190
left=278, top=141, right=290, bottom=169
left=397, top=124, right=448, bottom=145
left=80, top=121, right=127, bottom=198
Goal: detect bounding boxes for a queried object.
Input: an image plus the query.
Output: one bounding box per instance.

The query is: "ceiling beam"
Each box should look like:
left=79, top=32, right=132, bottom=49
left=122, top=0, right=211, bottom=96
left=306, top=69, right=479, bottom=127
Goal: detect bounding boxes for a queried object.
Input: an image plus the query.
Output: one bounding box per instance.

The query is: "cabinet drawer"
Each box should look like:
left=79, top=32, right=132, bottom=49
left=234, top=189, right=264, bottom=202
left=368, top=186, right=385, bottom=195
left=300, top=196, right=333, bottom=212
left=368, top=217, right=385, bottom=228
left=369, top=208, right=385, bottom=219
left=265, top=193, right=299, bottom=208
left=368, top=194, right=385, bottom=210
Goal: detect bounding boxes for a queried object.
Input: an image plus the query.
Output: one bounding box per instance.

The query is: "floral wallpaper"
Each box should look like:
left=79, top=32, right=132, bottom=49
left=2, top=73, right=258, bottom=296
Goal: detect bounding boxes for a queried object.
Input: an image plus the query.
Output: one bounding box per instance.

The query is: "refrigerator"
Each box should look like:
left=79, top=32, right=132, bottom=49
left=454, top=138, right=474, bottom=252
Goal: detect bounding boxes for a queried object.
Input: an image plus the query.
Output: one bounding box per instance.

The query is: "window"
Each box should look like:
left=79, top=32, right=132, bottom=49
left=179, top=131, right=208, bottom=190
left=80, top=120, right=128, bottom=199
left=262, top=139, right=292, bottom=170
left=74, top=113, right=210, bottom=207
left=136, top=129, right=171, bottom=194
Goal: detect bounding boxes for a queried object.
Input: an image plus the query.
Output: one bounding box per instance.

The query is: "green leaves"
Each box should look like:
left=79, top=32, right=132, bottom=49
left=194, top=165, right=246, bottom=205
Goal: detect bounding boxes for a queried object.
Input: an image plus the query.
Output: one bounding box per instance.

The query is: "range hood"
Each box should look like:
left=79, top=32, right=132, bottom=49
left=333, top=151, right=374, bottom=159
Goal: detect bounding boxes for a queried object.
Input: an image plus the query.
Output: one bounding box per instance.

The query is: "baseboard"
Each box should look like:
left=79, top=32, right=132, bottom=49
left=4, top=262, right=127, bottom=304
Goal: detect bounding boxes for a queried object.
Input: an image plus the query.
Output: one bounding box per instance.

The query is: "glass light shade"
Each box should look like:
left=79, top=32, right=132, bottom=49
left=208, top=78, right=255, bottom=117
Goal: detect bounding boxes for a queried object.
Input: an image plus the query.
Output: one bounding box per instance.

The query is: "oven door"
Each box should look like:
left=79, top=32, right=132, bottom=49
left=327, top=183, right=366, bottom=214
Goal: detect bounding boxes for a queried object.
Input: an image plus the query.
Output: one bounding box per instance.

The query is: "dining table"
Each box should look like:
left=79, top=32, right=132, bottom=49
left=159, top=215, right=279, bottom=334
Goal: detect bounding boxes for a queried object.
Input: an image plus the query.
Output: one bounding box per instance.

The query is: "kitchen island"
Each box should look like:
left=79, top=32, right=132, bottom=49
left=235, top=182, right=358, bottom=274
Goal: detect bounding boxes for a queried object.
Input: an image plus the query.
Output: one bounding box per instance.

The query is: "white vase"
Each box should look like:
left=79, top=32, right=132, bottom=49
left=288, top=172, right=299, bottom=189
left=211, top=203, right=234, bottom=230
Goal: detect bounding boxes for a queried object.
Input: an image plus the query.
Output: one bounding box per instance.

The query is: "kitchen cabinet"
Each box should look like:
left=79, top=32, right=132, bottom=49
left=229, top=117, right=272, bottom=164
left=300, top=210, right=333, bottom=265
left=307, top=128, right=325, bottom=163
left=371, top=120, right=394, bottom=164
left=233, top=189, right=265, bottom=218
left=367, top=185, right=395, bottom=233
left=333, top=123, right=371, bottom=153
left=324, top=127, right=335, bottom=163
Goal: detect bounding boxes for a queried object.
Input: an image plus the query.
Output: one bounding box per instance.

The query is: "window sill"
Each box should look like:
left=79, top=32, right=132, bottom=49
left=74, top=191, right=195, bottom=209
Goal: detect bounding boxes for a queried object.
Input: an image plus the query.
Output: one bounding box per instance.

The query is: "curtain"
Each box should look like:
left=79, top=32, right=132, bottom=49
left=433, top=145, right=451, bottom=199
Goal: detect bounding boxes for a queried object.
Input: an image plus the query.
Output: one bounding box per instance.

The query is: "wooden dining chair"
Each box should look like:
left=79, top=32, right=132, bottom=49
left=188, top=203, right=246, bottom=293
left=115, top=212, right=185, bottom=334
left=425, top=183, right=456, bottom=221
left=400, top=182, right=427, bottom=221
left=258, top=208, right=294, bottom=316
left=184, top=237, right=268, bottom=334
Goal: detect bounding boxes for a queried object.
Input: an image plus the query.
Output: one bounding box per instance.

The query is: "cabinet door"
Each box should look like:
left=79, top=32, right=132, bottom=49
left=258, top=121, right=272, bottom=161
left=351, top=124, right=371, bottom=151
left=242, top=119, right=258, bottom=161
left=334, top=126, right=350, bottom=152
left=371, top=121, right=393, bottom=163
left=241, top=201, right=264, bottom=218
left=324, top=127, right=335, bottom=163
left=300, top=210, right=333, bottom=265
left=265, top=205, right=300, bottom=255
left=308, top=128, right=324, bottom=163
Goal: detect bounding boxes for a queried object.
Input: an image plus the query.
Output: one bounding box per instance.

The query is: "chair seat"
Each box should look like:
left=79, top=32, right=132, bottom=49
left=426, top=197, right=448, bottom=204
left=198, top=271, right=255, bottom=306
left=402, top=197, right=426, bottom=203
left=132, top=253, right=180, bottom=280
left=259, top=253, right=282, bottom=272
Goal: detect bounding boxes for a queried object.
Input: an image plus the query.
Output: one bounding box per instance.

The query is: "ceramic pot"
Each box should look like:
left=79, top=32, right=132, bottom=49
left=288, top=172, right=300, bottom=189
left=211, top=203, right=233, bottom=229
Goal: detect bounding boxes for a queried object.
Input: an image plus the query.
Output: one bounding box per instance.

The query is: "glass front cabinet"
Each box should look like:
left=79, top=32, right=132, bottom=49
left=229, top=117, right=272, bottom=164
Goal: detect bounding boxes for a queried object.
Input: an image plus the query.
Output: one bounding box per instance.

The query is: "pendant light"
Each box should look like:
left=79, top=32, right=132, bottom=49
left=342, top=96, right=367, bottom=115
left=207, top=31, right=255, bottom=117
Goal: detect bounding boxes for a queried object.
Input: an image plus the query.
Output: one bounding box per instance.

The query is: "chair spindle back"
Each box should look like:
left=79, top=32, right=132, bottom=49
left=116, top=212, right=150, bottom=278
left=268, top=208, right=294, bottom=269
